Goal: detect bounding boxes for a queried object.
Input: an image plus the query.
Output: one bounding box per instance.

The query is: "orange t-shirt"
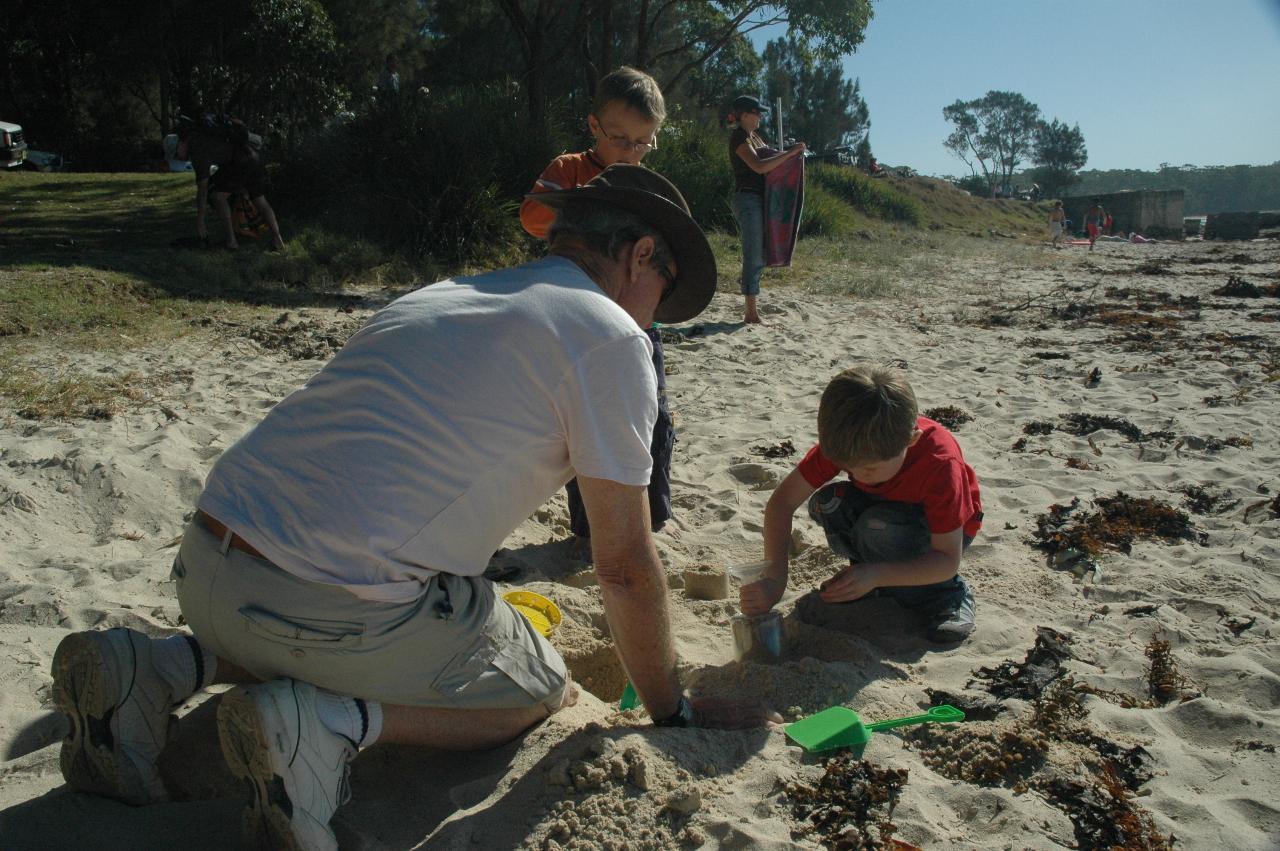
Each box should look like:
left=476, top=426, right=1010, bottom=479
left=519, top=151, right=607, bottom=239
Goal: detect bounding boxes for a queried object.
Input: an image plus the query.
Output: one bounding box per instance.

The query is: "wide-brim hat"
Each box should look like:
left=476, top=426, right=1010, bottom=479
left=530, top=164, right=717, bottom=324
left=732, top=95, right=770, bottom=116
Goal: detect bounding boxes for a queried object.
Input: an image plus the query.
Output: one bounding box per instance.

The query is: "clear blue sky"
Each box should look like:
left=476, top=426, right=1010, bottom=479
left=751, top=0, right=1280, bottom=176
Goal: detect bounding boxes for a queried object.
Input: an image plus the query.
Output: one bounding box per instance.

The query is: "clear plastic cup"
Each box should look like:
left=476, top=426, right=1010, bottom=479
left=727, top=561, right=769, bottom=585
left=731, top=611, right=783, bottom=662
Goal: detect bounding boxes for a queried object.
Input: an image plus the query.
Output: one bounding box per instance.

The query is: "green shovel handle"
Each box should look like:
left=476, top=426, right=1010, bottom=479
left=865, top=704, right=965, bottom=732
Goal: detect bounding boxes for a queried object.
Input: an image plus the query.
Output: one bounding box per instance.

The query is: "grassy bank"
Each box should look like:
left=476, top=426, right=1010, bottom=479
left=1, top=169, right=1052, bottom=419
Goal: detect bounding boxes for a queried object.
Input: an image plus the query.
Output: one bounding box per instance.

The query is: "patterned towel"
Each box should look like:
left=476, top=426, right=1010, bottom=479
left=764, top=152, right=805, bottom=267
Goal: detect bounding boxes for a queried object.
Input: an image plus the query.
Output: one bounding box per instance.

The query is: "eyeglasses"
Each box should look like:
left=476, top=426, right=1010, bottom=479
left=593, top=115, right=658, bottom=153
left=657, top=265, right=677, bottom=304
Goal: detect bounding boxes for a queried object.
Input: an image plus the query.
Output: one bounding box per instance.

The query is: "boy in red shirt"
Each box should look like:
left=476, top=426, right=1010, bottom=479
left=521, top=67, right=676, bottom=541
left=740, top=366, right=982, bottom=642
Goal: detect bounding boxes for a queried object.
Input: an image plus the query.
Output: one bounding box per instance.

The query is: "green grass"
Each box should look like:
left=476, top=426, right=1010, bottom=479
left=809, top=164, right=923, bottom=226
left=2, top=168, right=1058, bottom=420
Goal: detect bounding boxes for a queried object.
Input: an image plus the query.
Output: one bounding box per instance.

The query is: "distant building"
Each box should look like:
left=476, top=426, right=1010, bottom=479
left=1063, top=190, right=1185, bottom=238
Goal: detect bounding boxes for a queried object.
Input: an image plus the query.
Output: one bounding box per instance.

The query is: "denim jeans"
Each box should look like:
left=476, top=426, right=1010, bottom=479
left=731, top=190, right=765, bottom=296
left=807, top=482, right=973, bottom=618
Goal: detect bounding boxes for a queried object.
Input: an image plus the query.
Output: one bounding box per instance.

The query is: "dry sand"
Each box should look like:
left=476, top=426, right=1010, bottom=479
left=2, top=237, right=1278, bottom=849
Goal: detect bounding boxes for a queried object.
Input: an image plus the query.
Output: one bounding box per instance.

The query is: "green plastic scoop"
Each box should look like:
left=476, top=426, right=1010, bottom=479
left=619, top=681, right=639, bottom=711
left=785, top=704, right=965, bottom=755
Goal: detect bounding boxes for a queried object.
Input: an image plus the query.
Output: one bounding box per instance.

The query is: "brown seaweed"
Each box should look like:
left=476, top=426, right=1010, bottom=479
left=786, top=757, right=908, bottom=850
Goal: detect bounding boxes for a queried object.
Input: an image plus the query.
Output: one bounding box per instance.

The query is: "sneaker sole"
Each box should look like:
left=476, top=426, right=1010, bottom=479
left=51, top=631, right=161, bottom=805
left=218, top=688, right=303, bottom=851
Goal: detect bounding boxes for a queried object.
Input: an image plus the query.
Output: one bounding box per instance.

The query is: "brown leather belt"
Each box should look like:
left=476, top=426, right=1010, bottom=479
left=195, top=510, right=266, bottom=559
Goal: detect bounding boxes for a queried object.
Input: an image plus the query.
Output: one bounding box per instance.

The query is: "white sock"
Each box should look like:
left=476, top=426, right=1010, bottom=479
left=315, top=689, right=383, bottom=748
left=151, top=634, right=216, bottom=700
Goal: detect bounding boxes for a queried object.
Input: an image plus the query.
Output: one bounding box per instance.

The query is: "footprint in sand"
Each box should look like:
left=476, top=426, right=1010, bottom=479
left=725, top=463, right=780, bottom=491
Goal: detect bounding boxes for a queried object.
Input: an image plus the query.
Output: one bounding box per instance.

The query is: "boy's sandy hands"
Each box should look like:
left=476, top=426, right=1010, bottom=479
left=739, top=576, right=785, bottom=615
left=818, top=564, right=878, bottom=604
left=690, top=695, right=783, bottom=729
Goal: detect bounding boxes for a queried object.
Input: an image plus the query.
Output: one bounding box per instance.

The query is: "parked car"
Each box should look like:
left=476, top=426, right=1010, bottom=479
left=2, top=119, right=29, bottom=168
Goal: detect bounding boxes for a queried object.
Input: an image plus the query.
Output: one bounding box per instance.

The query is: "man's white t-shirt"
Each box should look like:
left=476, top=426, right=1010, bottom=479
left=198, top=256, right=658, bottom=602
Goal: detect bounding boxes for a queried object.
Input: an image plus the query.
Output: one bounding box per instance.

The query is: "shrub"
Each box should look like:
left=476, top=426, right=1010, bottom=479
left=799, top=185, right=857, bottom=237
left=646, top=118, right=735, bottom=232
left=809, top=163, right=923, bottom=226
left=280, top=83, right=572, bottom=265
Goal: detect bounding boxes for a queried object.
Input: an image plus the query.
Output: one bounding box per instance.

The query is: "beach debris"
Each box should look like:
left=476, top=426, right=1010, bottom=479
left=1174, top=434, right=1253, bottom=452
left=921, top=406, right=972, bottom=431
left=1124, top=604, right=1160, bottom=617
left=1057, top=413, right=1175, bottom=443
left=1132, top=260, right=1174, bottom=276
left=1031, top=351, right=1070, bottom=360
left=1023, top=421, right=1055, bottom=436
left=243, top=315, right=362, bottom=360
left=1179, top=484, right=1240, bottom=515
left=970, top=627, right=1073, bottom=700
left=1041, top=768, right=1173, bottom=851
left=1103, top=287, right=1200, bottom=311
left=1084, top=366, right=1102, bottom=386
left=1241, top=494, right=1280, bottom=522
left=1033, top=493, right=1205, bottom=560
left=1233, top=739, right=1276, bottom=753
left=1065, top=457, right=1097, bottom=471
left=1145, top=638, right=1195, bottom=705
left=785, top=756, right=908, bottom=849
left=1211, top=275, right=1273, bottom=298
left=1222, top=614, right=1256, bottom=636
left=1010, top=437, right=1028, bottom=451
left=750, top=439, right=796, bottom=458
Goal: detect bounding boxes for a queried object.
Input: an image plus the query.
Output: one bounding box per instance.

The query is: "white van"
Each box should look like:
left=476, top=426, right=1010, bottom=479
left=2, top=119, right=28, bottom=168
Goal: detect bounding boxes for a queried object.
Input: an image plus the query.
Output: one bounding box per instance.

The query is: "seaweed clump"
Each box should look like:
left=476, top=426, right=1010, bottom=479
left=922, top=405, right=973, bottom=431
left=1057, top=413, right=1174, bottom=443
left=1145, top=638, right=1195, bottom=705
left=785, top=757, right=908, bottom=850
left=1180, top=484, right=1240, bottom=515
left=969, top=627, right=1073, bottom=700
left=750, top=439, right=796, bottom=458
left=1042, top=768, right=1174, bottom=851
left=1212, top=275, right=1275, bottom=298
left=1033, top=493, right=1205, bottom=558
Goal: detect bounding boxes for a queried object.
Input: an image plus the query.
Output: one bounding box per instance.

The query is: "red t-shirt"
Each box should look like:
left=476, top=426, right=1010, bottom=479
left=797, top=417, right=983, bottom=538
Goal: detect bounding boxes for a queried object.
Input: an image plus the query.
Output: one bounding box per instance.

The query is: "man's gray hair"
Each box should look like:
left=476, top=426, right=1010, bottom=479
left=547, top=199, right=674, bottom=272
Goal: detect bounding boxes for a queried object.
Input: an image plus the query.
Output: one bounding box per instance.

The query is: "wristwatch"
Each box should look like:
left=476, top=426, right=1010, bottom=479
left=652, top=694, right=695, bottom=728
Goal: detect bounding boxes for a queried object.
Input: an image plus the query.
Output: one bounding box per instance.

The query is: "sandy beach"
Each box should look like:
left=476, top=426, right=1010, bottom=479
left=2, top=235, right=1278, bottom=849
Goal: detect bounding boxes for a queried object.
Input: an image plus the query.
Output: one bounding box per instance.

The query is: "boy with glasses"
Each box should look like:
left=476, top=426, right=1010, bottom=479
left=522, top=67, right=676, bottom=548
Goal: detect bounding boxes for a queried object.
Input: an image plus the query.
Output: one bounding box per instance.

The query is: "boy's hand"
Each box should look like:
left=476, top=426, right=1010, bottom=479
left=818, top=563, right=879, bottom=604
left=739, top=576, right=785, bottom=615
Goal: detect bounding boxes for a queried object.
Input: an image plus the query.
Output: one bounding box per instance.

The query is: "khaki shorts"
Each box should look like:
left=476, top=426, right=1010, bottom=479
left=173, top=520, right=568, bottom=711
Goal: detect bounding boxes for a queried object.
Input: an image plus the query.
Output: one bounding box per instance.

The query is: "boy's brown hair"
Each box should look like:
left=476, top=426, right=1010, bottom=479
left=593, top=67, right=666, bottom=123
left=817, top=365, right=918, bottom=464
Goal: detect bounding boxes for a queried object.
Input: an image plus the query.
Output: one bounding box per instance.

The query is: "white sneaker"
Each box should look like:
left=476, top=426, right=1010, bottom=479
left=51, top=628, right=174, bottom=805
left=218, top=679, right=356, bottom=851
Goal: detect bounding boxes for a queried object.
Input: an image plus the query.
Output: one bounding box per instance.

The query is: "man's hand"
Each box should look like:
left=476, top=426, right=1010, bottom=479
left=690, top=695, right=783, bottom=729
left=818, top=563, right=879, bottom=604
left=739, top=576, right=785, bottom=615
